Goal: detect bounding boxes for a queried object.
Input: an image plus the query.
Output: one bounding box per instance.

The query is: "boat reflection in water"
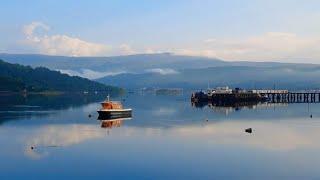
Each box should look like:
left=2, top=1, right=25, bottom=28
left=191, top=101, right=288, bottom=115
left=99, top=117, right=132, bottom=129
left=97, top=96, right=133, bottom=129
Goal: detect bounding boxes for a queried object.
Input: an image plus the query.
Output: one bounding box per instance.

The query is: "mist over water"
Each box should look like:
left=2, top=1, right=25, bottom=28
left=0, top=93, right=320, bottom=179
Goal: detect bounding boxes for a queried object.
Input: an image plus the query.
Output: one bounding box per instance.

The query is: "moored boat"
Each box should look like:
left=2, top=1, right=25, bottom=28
left=191, top=87, right=269, bottom=103
left=97, top=96, right=132, bottom=119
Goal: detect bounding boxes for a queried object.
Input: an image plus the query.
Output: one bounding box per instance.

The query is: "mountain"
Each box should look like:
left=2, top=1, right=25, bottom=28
left=0, top=59, right=122, bottom=93
left=1, top=53, right=320, bottom=90
left=0, top=53, right=315, bottom=80
left=0, top=53, right=227, bottom=79
left=97, top=66, right=320, bottom=90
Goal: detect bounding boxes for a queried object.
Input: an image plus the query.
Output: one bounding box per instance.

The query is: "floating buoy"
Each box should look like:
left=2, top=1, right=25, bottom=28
left=88, top=114, right=92, bottom=118
left=245, top=128, right=252, bottom=133
left=31, top=146, right=34, bottom=150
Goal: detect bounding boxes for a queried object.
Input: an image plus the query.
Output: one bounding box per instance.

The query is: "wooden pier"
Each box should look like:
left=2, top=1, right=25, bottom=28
left=261, top=92, right=320, bottom=103
left=191, top=89, right=320, bottom=104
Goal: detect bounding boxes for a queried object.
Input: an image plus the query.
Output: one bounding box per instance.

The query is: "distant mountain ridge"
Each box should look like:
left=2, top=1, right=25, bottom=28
left=97, top=65, right=320, bottom=90
left=0, top=53, right=225, bottom=71
left=0, top=53, right=311, bottom=80
left=1, top=53, right=320, bottom=90
left=0, top=53, right=314, bottom=69
left=0, top=59, right=122, bottom=93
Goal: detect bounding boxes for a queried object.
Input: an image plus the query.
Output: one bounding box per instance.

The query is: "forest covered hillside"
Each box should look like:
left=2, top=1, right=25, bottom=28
left=0, top=59, right=122, bottom=94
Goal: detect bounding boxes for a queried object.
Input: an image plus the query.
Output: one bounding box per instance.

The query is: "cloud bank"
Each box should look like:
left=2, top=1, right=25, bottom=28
left=175, top=32, right=320, bottom=62
left=23, top=22, right=110, bottom=56
left=57, top=69, right=126, bottom=79
left=23, top=22, right=140, bottom=57
left=146, top=68, right=179, bottom=75
left=22, top=22, right=320, bottom=63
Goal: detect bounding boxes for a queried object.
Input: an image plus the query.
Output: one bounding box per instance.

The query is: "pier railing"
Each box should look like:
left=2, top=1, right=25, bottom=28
left=260, top=91, right=320, bottom=103
left=192, top=89, right=320, bottom=103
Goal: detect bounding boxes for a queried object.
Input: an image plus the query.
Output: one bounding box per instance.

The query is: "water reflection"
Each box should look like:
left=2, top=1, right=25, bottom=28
left=169, top=120, right=320, bottom=151
left=22, top=118, right=320, bottom=160
left=0, top=93, right=117, bottom=123
left=1, top=94, right=320, bottom=178
left=100, top=118, right=132, bottom=129
left=192, top=101, right=291, bottom=115
left=25, top=124, right=106, bottom=159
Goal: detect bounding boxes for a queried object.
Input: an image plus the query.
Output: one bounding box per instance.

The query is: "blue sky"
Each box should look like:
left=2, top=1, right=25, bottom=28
left=1, top=0, right=320, bottom=62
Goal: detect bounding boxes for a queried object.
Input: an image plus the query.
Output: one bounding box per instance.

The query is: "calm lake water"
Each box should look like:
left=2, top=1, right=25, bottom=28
left=1, top=92, right=320, bottom=179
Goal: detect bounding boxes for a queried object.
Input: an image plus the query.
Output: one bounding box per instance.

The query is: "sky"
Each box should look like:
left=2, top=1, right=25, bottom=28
left=1, top=0, right=320, bottom=63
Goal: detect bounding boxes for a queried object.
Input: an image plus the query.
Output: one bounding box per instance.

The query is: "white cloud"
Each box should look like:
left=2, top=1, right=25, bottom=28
left=22, top=22, right=143, bottom=57
left=23, top=21, right=50, bottom=37
left=21, top=22, right=320, bottom=63
left=146, top=68, right=179, bottom=75
left=58, top=69, right=126, bottom=79
left=40, top=35, right=109, bottom=56
left=144, top=48, right=156, bottom=54
left=174, top=49, right=219, bottom=58
left=119, top=44, right=136, bottom=55
left=204, top=38, right=217, bottom=43
left=20, top=22, right=166, bottom=57
left=175, top=32, right=320, bottom=62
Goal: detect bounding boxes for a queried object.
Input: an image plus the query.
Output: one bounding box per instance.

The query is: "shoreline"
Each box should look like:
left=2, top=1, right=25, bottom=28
left=0, top=90, right=124, bottom=96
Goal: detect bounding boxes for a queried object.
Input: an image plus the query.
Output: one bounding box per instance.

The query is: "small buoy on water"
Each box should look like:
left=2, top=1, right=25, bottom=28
left=88, top=114, right=92, bottom=118
left=245, top=128, right=252, bottom=133
left=31, top=146, right=34, bottom=150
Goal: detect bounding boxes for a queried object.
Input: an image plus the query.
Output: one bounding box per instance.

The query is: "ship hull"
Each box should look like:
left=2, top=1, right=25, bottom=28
left=97, top=109, right=132, bottom=119
left=191, top=92, right=268, bottom=103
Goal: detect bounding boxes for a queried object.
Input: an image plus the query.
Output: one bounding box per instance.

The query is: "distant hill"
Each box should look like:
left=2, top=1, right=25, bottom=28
left=0, top=53, right=226, bottom=71
left=0, top=53, right=315, bottom=80
left=1, top=53, right=320, bottom=90
left=97, top=66, right=320, bottom=90
left=0, top=59, right=122, bottom=93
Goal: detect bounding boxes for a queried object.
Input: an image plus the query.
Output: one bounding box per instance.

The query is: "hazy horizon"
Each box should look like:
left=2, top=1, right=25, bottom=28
left=2, top=52, right=320, bottom=66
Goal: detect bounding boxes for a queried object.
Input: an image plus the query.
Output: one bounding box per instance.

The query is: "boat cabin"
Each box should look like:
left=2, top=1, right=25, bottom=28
left=101, top=101, right=123, bottom=109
